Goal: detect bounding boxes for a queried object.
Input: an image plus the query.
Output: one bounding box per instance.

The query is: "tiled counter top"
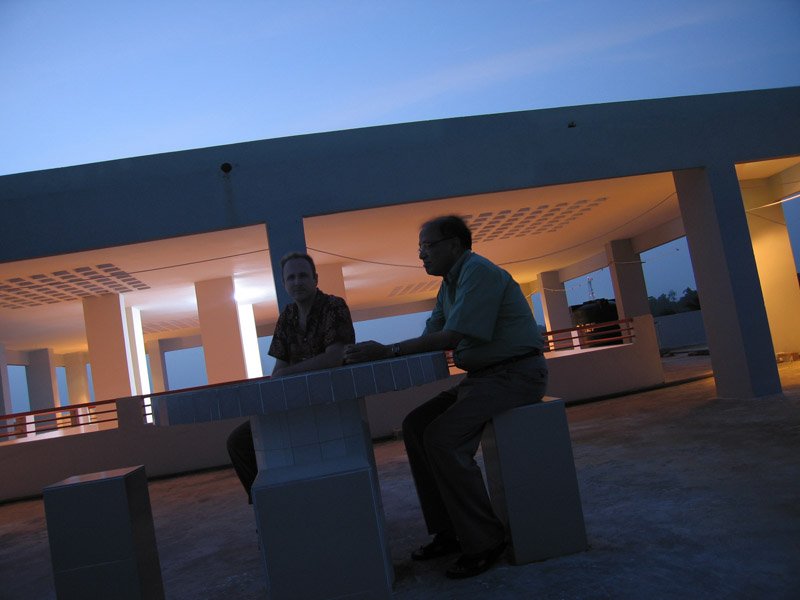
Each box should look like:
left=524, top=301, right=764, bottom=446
left=152, top=352, right=450, bottom=426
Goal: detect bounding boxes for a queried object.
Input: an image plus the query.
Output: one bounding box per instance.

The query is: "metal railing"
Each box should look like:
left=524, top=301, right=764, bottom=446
left=443, top=318, right=635, bottom=368
left=0, top=373, right=272, bottom=442
left=0, top=397, right=126, bottom=440
left=542, top=318, right=635, bottom=352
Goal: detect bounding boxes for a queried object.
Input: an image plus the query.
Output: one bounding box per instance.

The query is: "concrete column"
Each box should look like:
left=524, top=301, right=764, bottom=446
left=519, top=281, right=537, bottom=313
left=317, top=263, right=347, bottom=300
left=266, top=217, right=306, bottom=310
left=26, top=349, right=60, bottom=411
left=145, top=339, right=168, bottom=393
left=605, top=239, right=660, bottom=368
left=82, top=294, right=136, bottom=402
left=605, top=239, right=650, bottom=318
left=125, top=307, right=151, bottom=395
left=538, top=272, right=575, bottom=350
left=0, top=343, right=11, bottom=415
left=27, top=348, right=60, bottom=431
left=537, top=272, right=572, bottom=330
left=64, top=352, right=90, bottom=406
left=64, top=352, right=91, bottom=425
left=742, top=183, right=800, bottom=356
left=674, top=166, right=780, bottom=399
left=195, top=277, right=263, bottom=384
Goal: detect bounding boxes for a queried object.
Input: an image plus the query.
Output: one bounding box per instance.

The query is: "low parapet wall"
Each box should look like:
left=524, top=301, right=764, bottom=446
left=546, top=315, right=664, bottom=400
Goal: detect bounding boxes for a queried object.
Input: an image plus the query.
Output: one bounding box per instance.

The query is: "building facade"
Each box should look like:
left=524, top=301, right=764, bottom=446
left=1, top=86, right=799, bottom=415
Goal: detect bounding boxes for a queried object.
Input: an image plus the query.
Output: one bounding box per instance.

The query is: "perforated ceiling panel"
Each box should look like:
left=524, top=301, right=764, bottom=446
left=462, top=198, right=607, bottom=242
left=387, top=199, right=608, bottom=299
left=0, top=264, right=150, bottom=310
left=388, top=280, right=440, bottom=297
left=143, top=317, right=200, bottom=334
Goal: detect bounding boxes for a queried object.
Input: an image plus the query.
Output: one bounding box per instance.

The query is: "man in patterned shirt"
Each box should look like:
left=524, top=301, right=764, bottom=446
left=227, top=252, right=355, bottom=502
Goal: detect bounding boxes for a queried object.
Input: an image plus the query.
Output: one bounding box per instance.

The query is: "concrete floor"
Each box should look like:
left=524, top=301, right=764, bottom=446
left=2, top=356, right=798, bottom=599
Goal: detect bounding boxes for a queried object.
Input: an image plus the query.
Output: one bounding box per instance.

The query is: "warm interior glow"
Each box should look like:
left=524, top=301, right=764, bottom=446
left=237, top=303, right=264, bottom=379
left=234, top=283, right=273, bottom=305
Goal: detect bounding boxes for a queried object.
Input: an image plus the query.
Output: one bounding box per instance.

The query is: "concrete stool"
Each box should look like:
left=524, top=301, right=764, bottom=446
left=43, top=465, right=165, bottom=600
left=481, top=399, right=588, bottom=564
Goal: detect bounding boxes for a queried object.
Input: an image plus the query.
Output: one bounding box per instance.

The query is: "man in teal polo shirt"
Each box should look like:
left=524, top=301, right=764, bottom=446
left=344, top=215, right=548, bottom=579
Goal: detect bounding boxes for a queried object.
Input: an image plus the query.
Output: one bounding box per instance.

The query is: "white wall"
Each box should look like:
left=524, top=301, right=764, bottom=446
left=546, top=315, right=664, bottom=400
left=654, top=311, right=706, bottom=350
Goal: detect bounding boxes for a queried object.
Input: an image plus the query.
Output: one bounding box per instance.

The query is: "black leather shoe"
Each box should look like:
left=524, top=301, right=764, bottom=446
left=445, top=540, right=507, bottom=579
left=410, top=533, right=461, bottom=561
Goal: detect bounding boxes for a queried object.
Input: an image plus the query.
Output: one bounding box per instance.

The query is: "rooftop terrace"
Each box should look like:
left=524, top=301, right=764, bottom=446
left=2, top=356, right=798, bottom=599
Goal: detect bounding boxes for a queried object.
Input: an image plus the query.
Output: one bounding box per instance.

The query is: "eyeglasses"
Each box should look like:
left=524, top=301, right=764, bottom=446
left=418, top=237, right=454, bottom=253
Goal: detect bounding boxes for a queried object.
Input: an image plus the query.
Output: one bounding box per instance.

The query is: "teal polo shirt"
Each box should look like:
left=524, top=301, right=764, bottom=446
left=423, top=251, right=544, bottom=372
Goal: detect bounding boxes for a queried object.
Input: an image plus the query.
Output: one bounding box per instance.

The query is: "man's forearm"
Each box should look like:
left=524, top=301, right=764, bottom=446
left=393, top=329, right=462, bottom=356
left=344, top=329, right=463, bottom=364
left=273, top=345, right=346, bottom=376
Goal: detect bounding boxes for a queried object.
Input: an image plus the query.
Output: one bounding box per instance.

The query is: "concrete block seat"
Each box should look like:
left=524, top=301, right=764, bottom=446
left=43, top=465, right=165, bottom=600
left=481, top=398, right=588, bottom=564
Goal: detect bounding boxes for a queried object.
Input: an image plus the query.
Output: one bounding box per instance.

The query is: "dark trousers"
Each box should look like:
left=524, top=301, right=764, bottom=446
left=402, top=355, right=548, bottom=555
left=227, top=420, right=256, bottom=504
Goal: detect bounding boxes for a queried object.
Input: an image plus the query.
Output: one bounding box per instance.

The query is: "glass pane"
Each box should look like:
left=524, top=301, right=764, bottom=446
left=7, top=365, right=30, bottom=413
left=164, top=347, right=208, bottom=390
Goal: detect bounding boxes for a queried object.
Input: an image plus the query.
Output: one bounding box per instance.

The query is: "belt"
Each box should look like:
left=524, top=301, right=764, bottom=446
left=468, top=348, right=542, bottom=375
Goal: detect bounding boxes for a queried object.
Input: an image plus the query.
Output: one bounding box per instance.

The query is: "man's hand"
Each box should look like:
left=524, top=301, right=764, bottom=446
left=344, top=341, right=392, bottom=364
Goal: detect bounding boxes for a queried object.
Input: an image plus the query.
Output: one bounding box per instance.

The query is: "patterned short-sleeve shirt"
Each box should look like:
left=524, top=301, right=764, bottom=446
left=268, top=290, right=355, bottom=365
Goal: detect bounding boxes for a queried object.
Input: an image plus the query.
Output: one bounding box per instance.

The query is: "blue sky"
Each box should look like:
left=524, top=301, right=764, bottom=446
left=2, top=1, right=798, bottom=282
left=2, top=1, right=800, bottom=399
left=2, top=1, right=798, bottom=176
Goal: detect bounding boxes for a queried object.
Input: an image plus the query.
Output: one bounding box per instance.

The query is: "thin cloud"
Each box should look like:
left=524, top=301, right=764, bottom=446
left=312, top=4, right=740, bottom=128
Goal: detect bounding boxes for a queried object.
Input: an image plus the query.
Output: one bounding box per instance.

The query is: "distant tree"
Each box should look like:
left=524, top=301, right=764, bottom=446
left=648, top=287, right=700, bottom=316
left=649, top=293, right=676, bottom=316
left=677, top=287, right=700, bottom=311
